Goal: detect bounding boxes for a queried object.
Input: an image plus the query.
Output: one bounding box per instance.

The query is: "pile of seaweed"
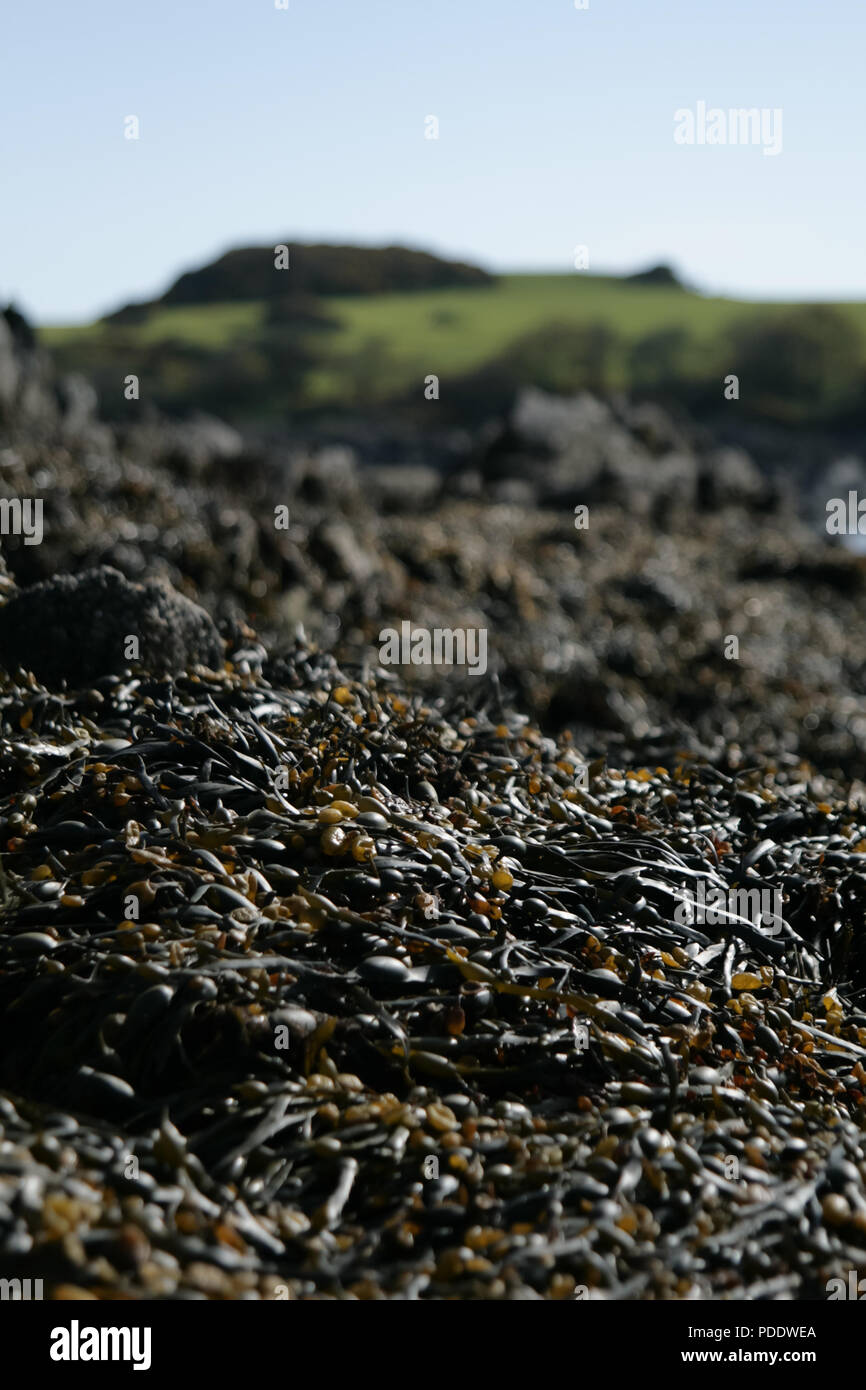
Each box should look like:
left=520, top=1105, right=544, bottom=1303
left=2, top=650, right=866, bottom=1300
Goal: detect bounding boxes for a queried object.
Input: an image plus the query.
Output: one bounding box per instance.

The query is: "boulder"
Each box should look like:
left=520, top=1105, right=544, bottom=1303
left=0, top=566, right=224, bottom=686
left=508, top=388, right=614, bottom=456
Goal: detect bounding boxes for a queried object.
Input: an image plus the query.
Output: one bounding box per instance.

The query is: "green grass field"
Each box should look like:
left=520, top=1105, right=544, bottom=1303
left=40, top=274, right=866, bottom=415
left=43, top=300, right=264, bottom=349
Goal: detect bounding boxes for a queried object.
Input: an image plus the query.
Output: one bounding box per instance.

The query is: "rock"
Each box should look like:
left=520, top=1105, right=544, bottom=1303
left=740, top=548, right=866, bottom=594
left=289, top=446, right=361, bottom=507
left=309, top=520, right=378, bottom=586
left=3, top=306, right=37, bottom=352
left=544, top=668, right=650, bottom=734
left=449, top=468, right=484, bottom=499
left=624, top=400, right=688, bottom=456
left=698, top=447, right=768, bottom=509
left=364, top=464, right=442, bottom=513
left=650, top=451, right=699, bottom=508
left=0, top=317, right=21, bottom=416
left=165, top=414, right=244, bottom=478
left=488, top=477, right=538, bottom=507
left=483, top=388, right=700, bottom=512
left=127, top=412, right=245, bottom=480
left=821, top=454, right=866, bottom=498
left=508, top=388, right=615, bottom=456
left=0, top=566, right=224, bottom=686
left=56, top=373, right=99, bottom=434
left=621, top=570, right=693, bottom=614
left=0, top=310, right=57, bottom=431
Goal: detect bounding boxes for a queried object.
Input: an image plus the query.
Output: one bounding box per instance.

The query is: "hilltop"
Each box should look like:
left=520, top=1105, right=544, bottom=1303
left=39, top=245, right=866, bottom=432
left=104, top=242, right=496, bottom=324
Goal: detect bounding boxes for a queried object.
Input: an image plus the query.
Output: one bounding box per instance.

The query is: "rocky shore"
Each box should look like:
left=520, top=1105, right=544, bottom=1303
left=2, top=309, right=866, bottom=1299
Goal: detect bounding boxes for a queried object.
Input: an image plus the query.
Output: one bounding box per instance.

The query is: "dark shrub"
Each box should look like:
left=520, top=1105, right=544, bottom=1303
left=497, top=320, right=620, bottom=396
left=725, top=305, right=863, bottom=420
left=624, top=264, right=684, bottom=288
left=162, top=244, right=496, bottom=306
left=626, top=326, right=694, bottom=394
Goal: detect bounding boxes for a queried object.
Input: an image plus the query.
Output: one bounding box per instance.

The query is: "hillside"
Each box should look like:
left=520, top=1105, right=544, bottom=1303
left=104, top=242, right=496, bottom=323
left=40, top=254, right=866, bottom=429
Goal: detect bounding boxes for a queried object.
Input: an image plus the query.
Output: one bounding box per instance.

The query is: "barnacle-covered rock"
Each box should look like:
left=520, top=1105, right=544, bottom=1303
left=0, top=565, right=224, bottom=685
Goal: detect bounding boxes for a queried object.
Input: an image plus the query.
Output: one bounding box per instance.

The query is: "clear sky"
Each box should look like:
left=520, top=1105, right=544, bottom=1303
left=3, top=0, right=864, bottom=322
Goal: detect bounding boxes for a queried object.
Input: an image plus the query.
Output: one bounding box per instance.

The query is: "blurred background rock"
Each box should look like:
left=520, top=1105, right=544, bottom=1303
left=3, top=297, right=866, bottom=784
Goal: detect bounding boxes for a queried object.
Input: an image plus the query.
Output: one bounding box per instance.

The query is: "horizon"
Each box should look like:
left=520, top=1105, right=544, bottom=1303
left=5, top=0, right=865, bottom=322
left=31, top=239, right=866, bottom=331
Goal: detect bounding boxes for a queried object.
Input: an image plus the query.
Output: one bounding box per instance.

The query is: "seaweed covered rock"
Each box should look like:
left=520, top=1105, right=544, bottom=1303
left=0, top=565, right=224, bottom=686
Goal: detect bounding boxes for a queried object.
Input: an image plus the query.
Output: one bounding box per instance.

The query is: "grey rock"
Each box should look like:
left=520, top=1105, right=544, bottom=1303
left=310, top=519, right=378, bottom=586
left=57, top=373, right=99, bottom=434
left=621, top=570, right=693, bottom=614
left=166, top=416, right=243, bottom=481
left=0, top=565, right=224, bottom=686
left=510, top=388, right=614, bottom=455
left=624, top=400, right=689, bottom=455
left=0, top=318, right=20, bottom=415
left=364, top=464, right=442, bottom=512
left=488, top=477, right=539, bottom=507
left=698, top=447, right=767, bottom=509
left=290, top=445, right=361, bottom=506
left=652, top=451, right=699, bottom=508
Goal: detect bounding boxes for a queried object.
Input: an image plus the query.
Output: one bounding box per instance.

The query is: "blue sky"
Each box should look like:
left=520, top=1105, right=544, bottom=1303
left=3, top=0, right=863, bottom=321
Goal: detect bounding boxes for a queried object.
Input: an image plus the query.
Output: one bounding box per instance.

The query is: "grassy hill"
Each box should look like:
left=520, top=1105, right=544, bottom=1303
left=40, top=270, right=866, bottom=426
